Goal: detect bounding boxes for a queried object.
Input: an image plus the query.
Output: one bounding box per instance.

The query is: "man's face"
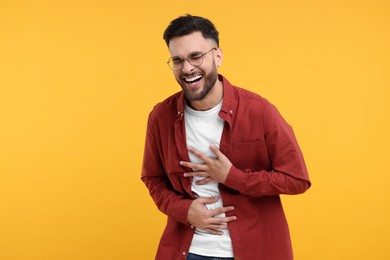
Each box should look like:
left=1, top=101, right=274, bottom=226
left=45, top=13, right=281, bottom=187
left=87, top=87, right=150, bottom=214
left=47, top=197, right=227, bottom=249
left=168, top=31, right=222, bottom=102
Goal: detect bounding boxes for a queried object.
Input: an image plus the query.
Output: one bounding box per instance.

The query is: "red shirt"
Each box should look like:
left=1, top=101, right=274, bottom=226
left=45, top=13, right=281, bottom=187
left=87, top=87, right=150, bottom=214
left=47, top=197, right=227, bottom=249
left=141, top=75, right=311, bottom=260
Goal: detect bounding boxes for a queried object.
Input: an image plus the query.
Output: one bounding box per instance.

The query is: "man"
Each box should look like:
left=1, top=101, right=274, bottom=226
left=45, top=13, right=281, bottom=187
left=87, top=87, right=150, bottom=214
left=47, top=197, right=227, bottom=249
left=141, top=14, right=311, bottom=260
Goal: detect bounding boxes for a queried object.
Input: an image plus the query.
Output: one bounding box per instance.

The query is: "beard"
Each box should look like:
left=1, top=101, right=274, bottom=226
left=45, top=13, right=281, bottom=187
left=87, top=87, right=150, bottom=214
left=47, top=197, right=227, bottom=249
left=177, top=60, right=218, bottom=102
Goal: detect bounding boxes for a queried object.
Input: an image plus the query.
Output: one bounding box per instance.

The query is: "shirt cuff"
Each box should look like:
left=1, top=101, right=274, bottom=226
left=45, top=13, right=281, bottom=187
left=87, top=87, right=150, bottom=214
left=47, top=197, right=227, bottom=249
left=171, top=199, right=193, bottom=225
left=224, top=165, right=246, bottom=192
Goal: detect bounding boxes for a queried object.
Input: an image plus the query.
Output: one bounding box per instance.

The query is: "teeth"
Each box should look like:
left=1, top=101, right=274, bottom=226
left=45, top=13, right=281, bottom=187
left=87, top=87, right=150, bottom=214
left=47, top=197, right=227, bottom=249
left=184, top=75, right=202, bottom=83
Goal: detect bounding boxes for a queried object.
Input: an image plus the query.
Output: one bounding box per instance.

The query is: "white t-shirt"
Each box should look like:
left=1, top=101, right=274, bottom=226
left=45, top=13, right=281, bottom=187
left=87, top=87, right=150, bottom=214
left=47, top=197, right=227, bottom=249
left=184, top=100, right=234, bottom=257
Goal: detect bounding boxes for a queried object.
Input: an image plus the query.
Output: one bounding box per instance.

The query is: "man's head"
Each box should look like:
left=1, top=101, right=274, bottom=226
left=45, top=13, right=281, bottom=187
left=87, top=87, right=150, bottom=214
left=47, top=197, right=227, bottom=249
left=163, top=14, right=219, bottom=48
left=163, top=15, right=223, bottom=108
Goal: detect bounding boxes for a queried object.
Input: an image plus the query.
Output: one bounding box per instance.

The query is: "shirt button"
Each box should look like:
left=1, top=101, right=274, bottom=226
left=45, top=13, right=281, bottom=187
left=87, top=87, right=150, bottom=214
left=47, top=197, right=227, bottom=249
left=229, top=110, right=233, bottom=114
left=182, top=252, right=186, bottom=256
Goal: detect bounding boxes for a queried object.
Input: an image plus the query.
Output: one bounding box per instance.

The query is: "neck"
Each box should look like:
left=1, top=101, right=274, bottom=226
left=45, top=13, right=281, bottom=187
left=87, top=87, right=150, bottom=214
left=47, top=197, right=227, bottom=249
left=187, top=79, right=223, bottom=111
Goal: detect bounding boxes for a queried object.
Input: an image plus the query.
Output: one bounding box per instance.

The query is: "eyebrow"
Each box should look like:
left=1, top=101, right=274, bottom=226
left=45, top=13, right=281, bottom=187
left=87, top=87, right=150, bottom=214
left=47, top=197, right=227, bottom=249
left=171, top=56, right=183, bottom=60
left=171, top=51, right=203, bottom=60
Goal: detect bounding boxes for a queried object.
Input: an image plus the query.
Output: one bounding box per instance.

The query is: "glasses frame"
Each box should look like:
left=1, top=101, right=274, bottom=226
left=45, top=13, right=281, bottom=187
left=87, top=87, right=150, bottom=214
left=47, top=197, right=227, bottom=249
left=166, top=48, right=217, bottom=71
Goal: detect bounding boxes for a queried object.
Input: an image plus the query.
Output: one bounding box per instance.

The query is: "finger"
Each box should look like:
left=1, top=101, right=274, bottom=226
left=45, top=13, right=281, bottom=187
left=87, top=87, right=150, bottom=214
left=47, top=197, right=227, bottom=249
left=188, top=147, right=210, bottom=163
left=210, top=206, right=235, bottom=216
left=180, top=161, right=206, bottom=171
left=195, top=177, right=215, bottom=185
left=183, top=171, right=209, bottom=178
left=206, top=220, right=229, bottom=227
left=203, top=228, right=224, bottom=236
left=211, top=216, right=237, bottom=224
left=179, top=160, right=195, bottom=168
left=209, top=144, right=224, bottom=158
left=207, top=224, right=229, bottom=230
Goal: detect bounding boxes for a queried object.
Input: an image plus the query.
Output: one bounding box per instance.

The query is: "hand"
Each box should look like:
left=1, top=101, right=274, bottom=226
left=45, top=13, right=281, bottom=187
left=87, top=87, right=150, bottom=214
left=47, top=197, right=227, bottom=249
left=180, top=144, right=233, bottom=184
left=187, top=196, right=237, bottom=235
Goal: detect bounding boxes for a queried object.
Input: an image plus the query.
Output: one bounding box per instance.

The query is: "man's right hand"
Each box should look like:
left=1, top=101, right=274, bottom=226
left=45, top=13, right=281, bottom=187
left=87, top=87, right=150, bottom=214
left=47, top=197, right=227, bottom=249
left=187, top=196, right=237, bottom=235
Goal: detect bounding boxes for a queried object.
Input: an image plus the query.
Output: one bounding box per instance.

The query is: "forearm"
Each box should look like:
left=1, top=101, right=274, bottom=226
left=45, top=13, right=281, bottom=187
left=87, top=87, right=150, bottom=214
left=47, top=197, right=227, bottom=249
left=222, top=99, right=311, bottom=197
left=141, top=176, right=193, bottom=224
left=224, top=166, right=311, bottom=197
left=142, top=112, right=193, bottom=224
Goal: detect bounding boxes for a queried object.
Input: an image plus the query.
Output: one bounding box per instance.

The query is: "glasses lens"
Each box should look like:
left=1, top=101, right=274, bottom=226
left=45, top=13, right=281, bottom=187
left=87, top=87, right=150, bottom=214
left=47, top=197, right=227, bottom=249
left=167, top=49, right=212, bottom=70
left=168, top=58, right=182, bottom=71
left=188, top=54, right=203, bottom=67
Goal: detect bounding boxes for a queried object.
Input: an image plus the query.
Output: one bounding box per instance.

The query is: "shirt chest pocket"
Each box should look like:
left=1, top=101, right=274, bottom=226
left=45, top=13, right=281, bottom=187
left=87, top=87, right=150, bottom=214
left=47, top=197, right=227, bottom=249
left=229, top=139, right=270, bottom=171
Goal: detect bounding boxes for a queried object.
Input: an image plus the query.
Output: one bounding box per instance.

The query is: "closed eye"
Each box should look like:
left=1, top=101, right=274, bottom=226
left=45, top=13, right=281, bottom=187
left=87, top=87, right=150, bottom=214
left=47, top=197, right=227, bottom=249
left=189, top=52, right=203, bottom=60
left=171, top=58, right=183, bottom=64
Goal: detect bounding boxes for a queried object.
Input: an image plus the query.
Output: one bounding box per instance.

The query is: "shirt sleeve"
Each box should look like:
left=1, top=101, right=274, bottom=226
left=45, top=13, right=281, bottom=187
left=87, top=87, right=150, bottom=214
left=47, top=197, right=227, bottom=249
left=141, top=112, right=192, bottom=225
left=224, top=100, right=311, bottom=197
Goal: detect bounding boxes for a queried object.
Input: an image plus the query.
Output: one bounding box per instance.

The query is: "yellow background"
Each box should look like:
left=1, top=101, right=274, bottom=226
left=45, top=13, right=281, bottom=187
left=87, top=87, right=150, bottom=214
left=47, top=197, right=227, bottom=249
left=1, top=0, right=389, bottom=259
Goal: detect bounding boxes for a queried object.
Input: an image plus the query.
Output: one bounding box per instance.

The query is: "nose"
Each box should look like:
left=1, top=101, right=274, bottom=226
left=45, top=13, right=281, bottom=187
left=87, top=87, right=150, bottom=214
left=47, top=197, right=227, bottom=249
left=181, top=59, right=195, bottom=73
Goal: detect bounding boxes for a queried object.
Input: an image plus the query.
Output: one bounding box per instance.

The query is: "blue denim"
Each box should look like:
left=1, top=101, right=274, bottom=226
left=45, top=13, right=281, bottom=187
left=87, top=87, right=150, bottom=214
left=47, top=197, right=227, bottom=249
left=186, top=252, right=234, bottom=260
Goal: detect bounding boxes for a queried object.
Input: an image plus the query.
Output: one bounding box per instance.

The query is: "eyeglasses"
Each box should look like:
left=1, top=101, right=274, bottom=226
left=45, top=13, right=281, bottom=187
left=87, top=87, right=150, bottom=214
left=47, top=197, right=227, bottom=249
left=167, top=48, right=217, bottom=71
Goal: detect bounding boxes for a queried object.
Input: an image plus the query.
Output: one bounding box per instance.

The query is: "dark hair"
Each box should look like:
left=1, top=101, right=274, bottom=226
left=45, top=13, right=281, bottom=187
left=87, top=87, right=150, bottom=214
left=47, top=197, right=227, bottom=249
left=163, top=14, right=219, bottom=47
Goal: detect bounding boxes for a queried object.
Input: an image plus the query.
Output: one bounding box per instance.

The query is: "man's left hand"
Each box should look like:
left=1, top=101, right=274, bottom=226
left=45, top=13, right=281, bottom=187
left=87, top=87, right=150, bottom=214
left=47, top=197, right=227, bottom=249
left=180, top=144, right=232, bottom=185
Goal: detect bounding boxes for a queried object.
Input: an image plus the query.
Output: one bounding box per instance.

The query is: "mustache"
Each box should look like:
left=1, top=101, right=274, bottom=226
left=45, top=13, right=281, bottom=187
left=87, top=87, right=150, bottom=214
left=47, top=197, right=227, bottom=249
left=180, top=71, right=203, bottom=77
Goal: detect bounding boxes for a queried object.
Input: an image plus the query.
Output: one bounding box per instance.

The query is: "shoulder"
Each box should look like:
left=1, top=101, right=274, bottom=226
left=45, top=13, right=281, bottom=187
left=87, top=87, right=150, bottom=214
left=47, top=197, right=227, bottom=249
left=232, top=84, right=273, bottom=111
left=148, top=91, right=182, bottom=124
left=221, top=74, right=272, bottom=110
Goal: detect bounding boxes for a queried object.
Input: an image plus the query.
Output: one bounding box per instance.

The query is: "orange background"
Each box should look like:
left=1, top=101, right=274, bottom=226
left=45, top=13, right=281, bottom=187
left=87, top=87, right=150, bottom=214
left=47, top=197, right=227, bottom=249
left=1, top=0, right=389, bottom=259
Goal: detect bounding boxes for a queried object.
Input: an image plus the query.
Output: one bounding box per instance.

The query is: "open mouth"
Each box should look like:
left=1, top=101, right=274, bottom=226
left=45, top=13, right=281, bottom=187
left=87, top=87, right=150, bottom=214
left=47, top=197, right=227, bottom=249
left=183, top=75, right=203, bottom=84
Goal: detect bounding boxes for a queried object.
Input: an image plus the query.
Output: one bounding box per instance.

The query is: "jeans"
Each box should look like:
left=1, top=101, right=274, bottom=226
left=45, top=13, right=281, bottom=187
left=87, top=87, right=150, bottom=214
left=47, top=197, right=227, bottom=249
left=186, top=253, right=234, bottom=260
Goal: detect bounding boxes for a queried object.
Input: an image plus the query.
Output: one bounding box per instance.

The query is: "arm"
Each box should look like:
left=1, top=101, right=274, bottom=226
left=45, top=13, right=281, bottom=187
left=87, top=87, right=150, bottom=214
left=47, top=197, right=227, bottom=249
left=142, top=111, right=237, bottom=229
left=225, top=166, right=310, bottom=197
left=225, top=101, right=310, bottom=196
left=181, top=101, right=311, bottom=197
left=141, top=113, right=192, bottom=225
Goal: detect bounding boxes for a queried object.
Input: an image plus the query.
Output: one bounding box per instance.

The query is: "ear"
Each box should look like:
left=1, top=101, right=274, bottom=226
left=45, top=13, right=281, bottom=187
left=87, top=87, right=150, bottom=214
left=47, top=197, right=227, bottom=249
left=216, top=48, right=223, bottom=67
